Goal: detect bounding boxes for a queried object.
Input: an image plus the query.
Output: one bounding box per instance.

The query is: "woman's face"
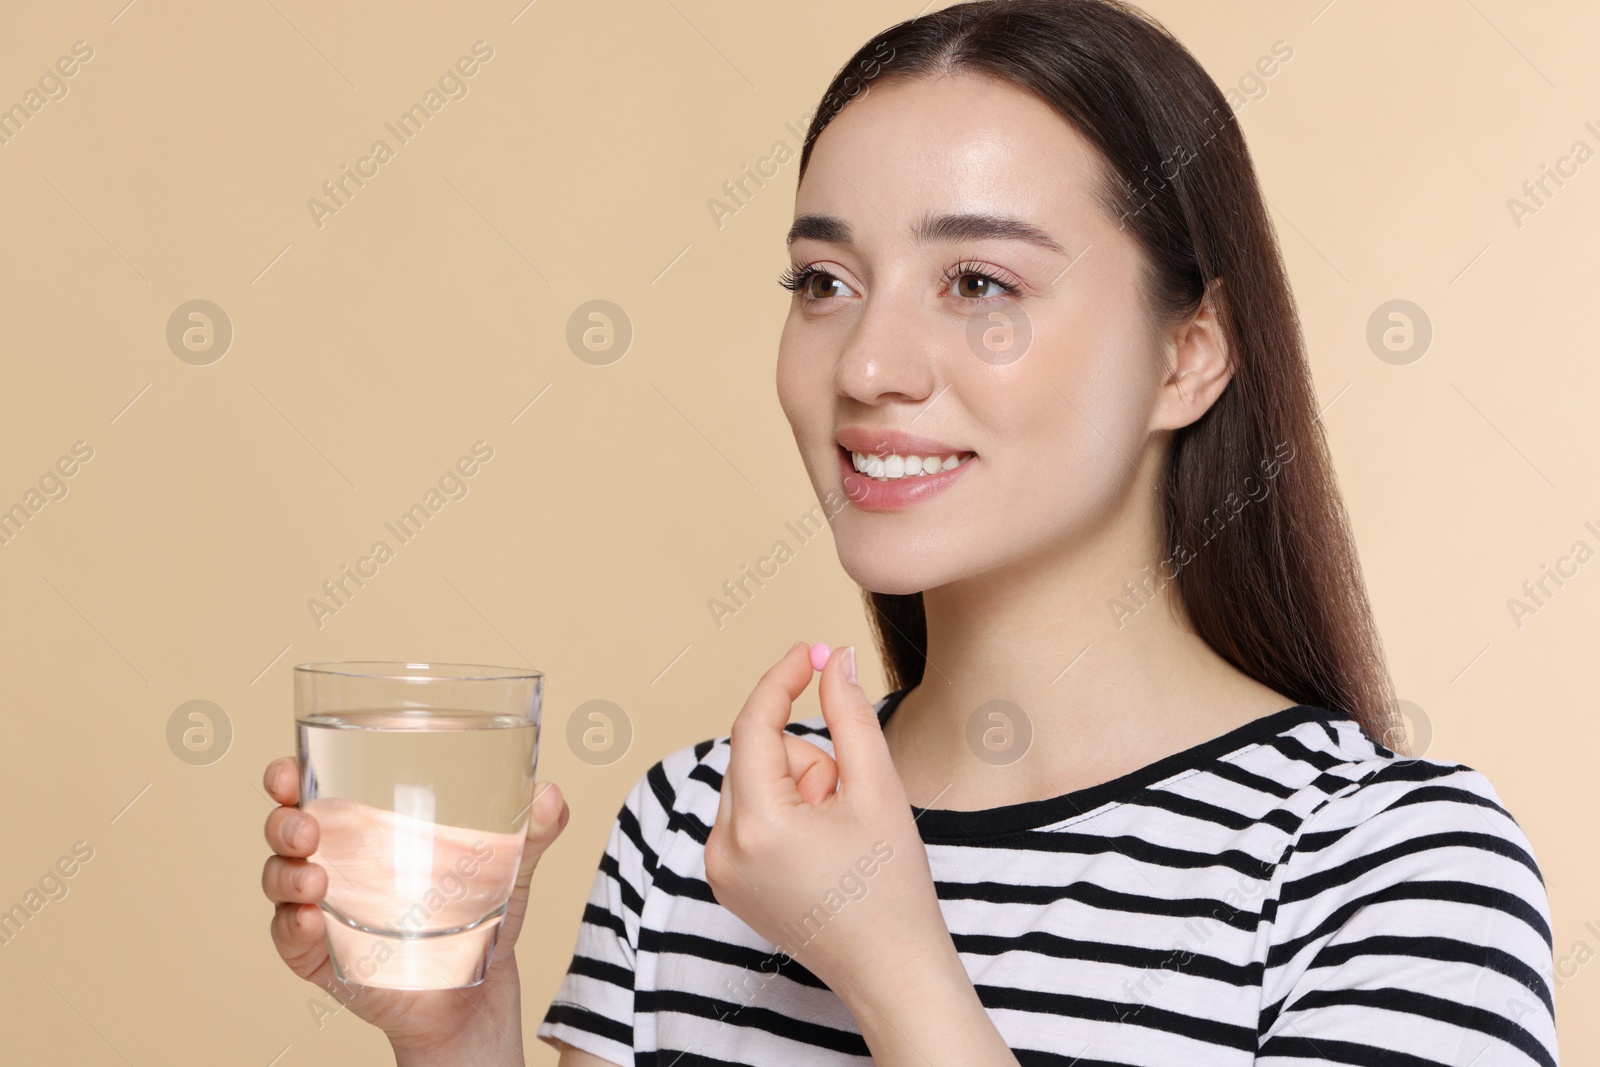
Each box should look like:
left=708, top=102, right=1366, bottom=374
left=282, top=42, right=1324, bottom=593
left=777, top=71, right=1193, bottom=596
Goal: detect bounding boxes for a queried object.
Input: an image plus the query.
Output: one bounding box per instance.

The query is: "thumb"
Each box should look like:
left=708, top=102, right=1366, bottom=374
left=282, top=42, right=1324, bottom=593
left=818, top=646, right=890, bottom=787
left=499, top=781, right=569, bottom=948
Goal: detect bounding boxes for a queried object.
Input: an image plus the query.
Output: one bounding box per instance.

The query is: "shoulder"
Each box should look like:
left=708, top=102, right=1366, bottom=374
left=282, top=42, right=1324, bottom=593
left=1222, top=712, right=1535, bottom=844
left=1247, top=714, right=1547, bottom=906
left=1198, top=710, right=1552, bottom=951
left=1279, top=718, right=1545, bottom=892
left=1266, top=718, right=1553, bottom=985
left=1256, top=722, right=1557, bottom=1064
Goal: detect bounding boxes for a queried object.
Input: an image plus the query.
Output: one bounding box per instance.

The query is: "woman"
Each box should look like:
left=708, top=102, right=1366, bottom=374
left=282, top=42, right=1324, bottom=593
left=260, top=1, right=1559, bottom=1063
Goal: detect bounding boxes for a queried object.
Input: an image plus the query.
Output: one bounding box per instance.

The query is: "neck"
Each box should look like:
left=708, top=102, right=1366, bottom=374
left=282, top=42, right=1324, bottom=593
left=881, top=473, right=1292, bottom=810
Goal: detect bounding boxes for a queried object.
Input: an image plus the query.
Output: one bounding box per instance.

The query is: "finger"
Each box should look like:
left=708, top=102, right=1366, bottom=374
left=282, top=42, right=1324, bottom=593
left=784, top=732, right=838, bottom=805
left=712, top=746, right=733, bottom=833
left=262, top=854, right=326, bottom=904
left=264, top=757, right=300, bottom=806
left=818, top=645, right=891, bottom=787
left=265, top=805, right=320, bottom=858
left=725, top=641, right=814, bottom=812
left=270, top=899, right=332, bottom=980
left=515, top=781, right=569, bottom=892
left=500, top=781, right=569, bottom=950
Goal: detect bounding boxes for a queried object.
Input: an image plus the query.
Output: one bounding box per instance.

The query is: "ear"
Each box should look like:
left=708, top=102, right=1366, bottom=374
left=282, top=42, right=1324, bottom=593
left=1151, top=279, right=1233, bottom=432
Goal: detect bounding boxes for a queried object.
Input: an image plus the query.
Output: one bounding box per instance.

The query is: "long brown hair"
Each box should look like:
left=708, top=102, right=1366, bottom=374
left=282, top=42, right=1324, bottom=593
left=795, top=0, right=1399, bottom=745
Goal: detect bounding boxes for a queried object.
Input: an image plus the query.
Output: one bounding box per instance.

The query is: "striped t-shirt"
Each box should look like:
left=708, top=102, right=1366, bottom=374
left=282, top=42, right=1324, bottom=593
left=536, top=689, right=1559, bottom=1065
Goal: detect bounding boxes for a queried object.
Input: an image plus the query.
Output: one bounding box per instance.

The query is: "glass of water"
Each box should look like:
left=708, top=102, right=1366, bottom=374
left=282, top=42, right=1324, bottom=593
left=294, top=661, right=543, bottom=990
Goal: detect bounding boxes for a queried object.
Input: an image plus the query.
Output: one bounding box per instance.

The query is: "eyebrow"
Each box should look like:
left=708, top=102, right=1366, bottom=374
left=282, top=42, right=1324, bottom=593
left=785, top=211, right=1067, bottom=255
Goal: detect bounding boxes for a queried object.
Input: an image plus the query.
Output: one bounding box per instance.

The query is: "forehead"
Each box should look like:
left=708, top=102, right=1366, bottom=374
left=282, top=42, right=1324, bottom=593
left=793, top=71, right=1112, bottom=241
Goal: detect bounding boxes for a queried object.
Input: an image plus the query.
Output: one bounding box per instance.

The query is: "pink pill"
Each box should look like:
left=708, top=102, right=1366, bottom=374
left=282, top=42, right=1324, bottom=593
left=808, top=642, right=830, bottom=671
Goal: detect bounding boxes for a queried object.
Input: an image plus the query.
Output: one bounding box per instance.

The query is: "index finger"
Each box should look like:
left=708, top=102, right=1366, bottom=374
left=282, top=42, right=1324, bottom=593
left=264, top=757, right=299, bottom=806
left=726, top=641, right=813, bottom=813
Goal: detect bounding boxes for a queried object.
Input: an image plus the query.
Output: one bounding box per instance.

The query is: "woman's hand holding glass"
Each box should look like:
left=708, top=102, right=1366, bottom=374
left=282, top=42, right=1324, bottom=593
left=259, top=757, right=569, bottom=1067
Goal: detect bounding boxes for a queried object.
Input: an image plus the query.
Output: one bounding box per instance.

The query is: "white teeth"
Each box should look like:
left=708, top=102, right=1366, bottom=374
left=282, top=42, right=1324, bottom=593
left=849, top=449, right=973, bottom=481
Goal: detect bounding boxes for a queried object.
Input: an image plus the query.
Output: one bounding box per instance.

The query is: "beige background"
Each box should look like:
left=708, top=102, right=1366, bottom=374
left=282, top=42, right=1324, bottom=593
left=0, top=0, right=1595, bottom=1062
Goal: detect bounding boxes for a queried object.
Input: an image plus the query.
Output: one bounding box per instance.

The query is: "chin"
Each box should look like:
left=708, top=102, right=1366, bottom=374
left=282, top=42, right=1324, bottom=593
left=833, top=534, right=957, bottom=597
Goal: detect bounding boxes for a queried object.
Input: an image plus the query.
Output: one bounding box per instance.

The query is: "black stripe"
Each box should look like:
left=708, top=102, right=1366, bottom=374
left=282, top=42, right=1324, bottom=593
left=1310, top=935, right=1552, bottom=1015
left=616, top=802, right=659, bottom=889
left=1281, top=831, right=1542, bottom=902
left=943, top=827, right=1278, bottom=881
left=1013, top=1052, right=1143, bottom=1067
left=643, top=929, right=825, bottom=989
left=565, top=951, right=634, bottom=991
left=651, top=864, right=718, bottom=905
left=1266, top=734, right=1347, bottom=773
left=1307, top=770, right=1365, bottom=795
left=673, top=809, right=715, bottom=845
left=1124, top=787, right=1303, bottom=834
left=1296, top=784, right=1511, bottom=856
left=975, top=982, right=1256, bottom=1051
left=648, top=988, right=870, bottom=1055
left=645, top=759, right=677, bottom=814
left=686, top=761, right=723, bottom=798
left=1268, top=880, right=1554, bottom=965
left=1256, top=933, right=1556, bottom=1035
left=542, top=1000, right=631, bottom=1048
left=1256, top=1034, right=1452, bottom=1066
left=644, top=1051, right=767, bottom=1067
left=578, top=900, right=628, bottom=942
left=1384, top=783, right=1516, bottom=822
left=1203, top=757, right=1299, bottom=799
left=1287, top=987, right=1554, bottom=1067
left=955, top=929, right=1261, bottom=986
left=598, top=850, right=644, bottom=918
left=937, top=878, right=1260, bottom=931
left=1362, top=759, right=1474, bottom=786
left=691, top=764, right=726, bottom=792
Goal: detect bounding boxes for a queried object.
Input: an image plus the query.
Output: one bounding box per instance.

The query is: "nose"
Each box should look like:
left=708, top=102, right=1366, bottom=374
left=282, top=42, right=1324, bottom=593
left=832, top=284, right=941, bottom=408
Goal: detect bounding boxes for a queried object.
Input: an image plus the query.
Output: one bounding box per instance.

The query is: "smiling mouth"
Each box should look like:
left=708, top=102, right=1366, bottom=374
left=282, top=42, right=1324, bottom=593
left=839, top=445, right=976, bottom=482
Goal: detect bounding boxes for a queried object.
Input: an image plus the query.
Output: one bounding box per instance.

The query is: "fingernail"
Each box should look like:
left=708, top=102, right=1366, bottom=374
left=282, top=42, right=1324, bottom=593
left=843, top=645, right=857, bottom=685
left=292, top=867, right=307, bottom=891
left=809, top=642, right=830, bottom=671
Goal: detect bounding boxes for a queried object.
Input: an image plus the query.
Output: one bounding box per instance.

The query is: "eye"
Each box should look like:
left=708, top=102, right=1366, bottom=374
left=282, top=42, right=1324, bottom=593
left=941, top=261, right=1023, bottom=302
left=950, top=273, right=1006, bottom=299
left=777, top=260, right=1023, bottom=304
left=777, top=264, right=858, bottom=303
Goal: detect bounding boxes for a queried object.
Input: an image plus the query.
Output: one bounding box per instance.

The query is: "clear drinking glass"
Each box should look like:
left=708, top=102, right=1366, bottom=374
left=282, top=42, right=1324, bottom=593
left=294, top=661, right=543, bottom=990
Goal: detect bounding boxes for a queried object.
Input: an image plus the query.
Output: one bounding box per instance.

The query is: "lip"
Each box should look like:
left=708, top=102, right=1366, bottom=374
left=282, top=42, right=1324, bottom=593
left=835, top=427, right=971, bottom=457
left=835, top=443, right=975, bottom=512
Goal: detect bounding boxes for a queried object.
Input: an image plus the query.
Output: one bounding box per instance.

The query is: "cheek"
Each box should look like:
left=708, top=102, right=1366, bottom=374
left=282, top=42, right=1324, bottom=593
left=1068, top=344, right=1158, bottom=452
left=981, top=317, right=1158, bottom=518
left=775, top=321, right=830, bottom=438
left=1047, top=280, right=1160, bottom=445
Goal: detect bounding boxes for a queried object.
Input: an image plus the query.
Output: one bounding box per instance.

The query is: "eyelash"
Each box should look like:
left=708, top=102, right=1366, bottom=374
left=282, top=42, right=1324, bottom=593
left=776, top=260, right=1023, bottom=303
